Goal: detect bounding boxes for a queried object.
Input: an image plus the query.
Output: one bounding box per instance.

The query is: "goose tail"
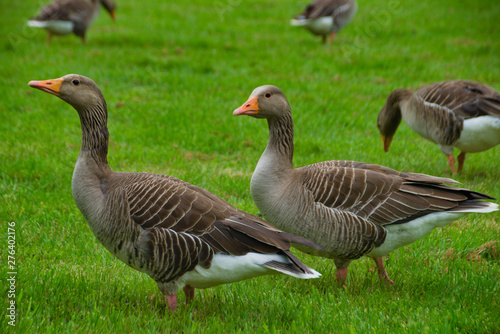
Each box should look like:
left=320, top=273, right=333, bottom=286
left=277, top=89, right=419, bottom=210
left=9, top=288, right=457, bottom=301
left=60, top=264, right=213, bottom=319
left=27, top=20, right=48, bottom=28
left=264, top=250, right=321, bottom=279
left=290, top=17, right=311, bottom=27
left=450, top=201, right=498, bottom=214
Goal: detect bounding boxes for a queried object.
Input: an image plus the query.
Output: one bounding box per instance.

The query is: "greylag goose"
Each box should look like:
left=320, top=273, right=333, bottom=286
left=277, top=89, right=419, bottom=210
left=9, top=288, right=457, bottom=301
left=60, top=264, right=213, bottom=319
left=28, top=0, right=116, bottom=44
left=28, top=75, right=322, bottom=313
left=290, top=0, right=357, bottom=44
left=233, top=85, right=498, bottom=285
left=377, top=80, right=500, bottom=174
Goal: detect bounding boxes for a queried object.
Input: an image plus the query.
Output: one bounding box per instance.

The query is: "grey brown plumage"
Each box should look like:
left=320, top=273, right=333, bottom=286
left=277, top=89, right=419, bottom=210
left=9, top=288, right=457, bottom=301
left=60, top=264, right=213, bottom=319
left=291, top=0, right=357, bottom=44
left=378, top=80, right=500, bottom=173
left=234, top=85, right=498, bottom=285
left=28, top=75, right=321, bottom=313
left=28, top=0, right=116, bottom=43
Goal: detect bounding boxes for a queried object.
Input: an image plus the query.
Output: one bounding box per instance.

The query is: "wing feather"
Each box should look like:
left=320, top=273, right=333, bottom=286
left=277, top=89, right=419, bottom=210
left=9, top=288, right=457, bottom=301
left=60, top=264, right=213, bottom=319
left=301, top=160, right=494, bottom=228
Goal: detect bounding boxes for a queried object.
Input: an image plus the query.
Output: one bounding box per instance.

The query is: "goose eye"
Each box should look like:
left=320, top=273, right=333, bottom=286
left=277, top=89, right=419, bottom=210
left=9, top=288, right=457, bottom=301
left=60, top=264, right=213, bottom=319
left=72, top=79, right=80, bottom=86
left=265, top=92, right=271, bottom=98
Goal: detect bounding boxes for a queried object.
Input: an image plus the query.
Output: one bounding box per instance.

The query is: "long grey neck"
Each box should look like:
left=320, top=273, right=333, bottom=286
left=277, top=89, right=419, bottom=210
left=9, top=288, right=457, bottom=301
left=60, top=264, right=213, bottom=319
left=77, top=101, right=112, bottom=176
left=72, top=100, right=113, bottom=238
left=392, top=89, right=412, bottom=113
left=263, top=113, right=295, bottom=170
left=250, top=112, right=296, bottom=230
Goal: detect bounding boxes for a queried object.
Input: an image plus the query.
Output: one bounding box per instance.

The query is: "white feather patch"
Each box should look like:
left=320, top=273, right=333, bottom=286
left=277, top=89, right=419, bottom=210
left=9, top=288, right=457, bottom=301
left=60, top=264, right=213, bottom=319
left=181, top=253, right=320, bottom=289
left=456, top=116, right=500, bottom=153
left=28, top=20, right=74, bottom=35
left=290, top=17, right=334, bottom=35
left=367, top=207, right=496, bottom=258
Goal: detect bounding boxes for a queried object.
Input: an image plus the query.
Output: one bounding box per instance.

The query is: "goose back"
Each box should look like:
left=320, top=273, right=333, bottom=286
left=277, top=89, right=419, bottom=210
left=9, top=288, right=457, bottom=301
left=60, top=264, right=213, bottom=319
left=416, top=80, right=500, bottom=118
left=302, top=0, right=357, bottom=26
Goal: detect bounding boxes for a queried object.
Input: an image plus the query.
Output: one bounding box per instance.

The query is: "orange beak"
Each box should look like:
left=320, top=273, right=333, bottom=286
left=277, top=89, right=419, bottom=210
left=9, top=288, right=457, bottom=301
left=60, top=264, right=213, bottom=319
left=233, top=96, right=259, bottom=116
left=382, top=134, right=393, bottom=152
left=28, top=78, right=63, bottom=96
left=110, top=10, right=116, bottom=21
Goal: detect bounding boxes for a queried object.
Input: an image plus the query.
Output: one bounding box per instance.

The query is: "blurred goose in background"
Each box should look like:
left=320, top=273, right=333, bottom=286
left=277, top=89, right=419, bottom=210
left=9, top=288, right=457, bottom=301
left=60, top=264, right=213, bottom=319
left=28, top=0, right=116, bottom=44
left=233, top=85, right=498, bottom=286
left=28, top=75, right=322, bottom=313
left=377, top=80, right=500, bottom=174
left=290, top=0, right=357, bottom=44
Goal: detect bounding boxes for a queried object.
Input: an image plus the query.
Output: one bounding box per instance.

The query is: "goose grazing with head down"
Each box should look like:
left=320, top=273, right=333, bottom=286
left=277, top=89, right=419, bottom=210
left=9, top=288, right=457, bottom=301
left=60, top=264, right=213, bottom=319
left=377, top=80, right=500, bottom=174
left=233, top=85, right=498, bottom=286
left=290, top=0, right=357, bottom=44
left=28, top=75, right=322, bottom=313
left=28, top=0, right=116, bottom=44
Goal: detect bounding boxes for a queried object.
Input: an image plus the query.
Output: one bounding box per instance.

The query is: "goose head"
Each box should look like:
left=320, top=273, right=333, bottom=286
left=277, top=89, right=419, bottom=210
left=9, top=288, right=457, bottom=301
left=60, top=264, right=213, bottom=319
left=28, top=74, right=105, bottom=113
left=377, top=89, right=412, bottom=152
left=100, top=0, right=116, bottom=20
left=233, top=85, right=291, bottom=120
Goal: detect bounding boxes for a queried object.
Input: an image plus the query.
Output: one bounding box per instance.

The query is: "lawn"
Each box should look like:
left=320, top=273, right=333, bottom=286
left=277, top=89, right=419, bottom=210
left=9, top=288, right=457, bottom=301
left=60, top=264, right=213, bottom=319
left=1, top=0, right=499, bottom=332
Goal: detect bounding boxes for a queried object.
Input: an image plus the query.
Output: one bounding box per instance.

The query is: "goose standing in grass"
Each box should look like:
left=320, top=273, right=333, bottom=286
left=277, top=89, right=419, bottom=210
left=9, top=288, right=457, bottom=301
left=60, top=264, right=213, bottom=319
left=28, top=75, right=322, bottom=313
left=28, top=0, right=116, bottom=44
left=233, top=85, right=498, bottom=286
left=290, top=0, right=357, bottom=44
left=377, top=80, right=500, bottom=174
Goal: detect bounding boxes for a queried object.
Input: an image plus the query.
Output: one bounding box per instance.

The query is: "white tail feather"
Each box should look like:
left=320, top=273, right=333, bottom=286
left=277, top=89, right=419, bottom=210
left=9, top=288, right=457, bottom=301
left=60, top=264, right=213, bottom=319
left=27, top=20, right=49, bottom=28
left=290, top=18, right=311, bottom=27
left=182, top=253, right=320, bottom=289
left=455, top=202, right=498, bottom=213
left=27, top=20, right=73, bottom=35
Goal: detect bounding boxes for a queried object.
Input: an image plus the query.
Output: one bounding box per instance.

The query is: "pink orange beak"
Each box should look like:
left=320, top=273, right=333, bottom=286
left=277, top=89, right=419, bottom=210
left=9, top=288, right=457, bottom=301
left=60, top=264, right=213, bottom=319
left=233, top=96, right=259, bottom=116
left=382, top=134, right=393, bottom=152
left=28, top=78, right=63, bottom=96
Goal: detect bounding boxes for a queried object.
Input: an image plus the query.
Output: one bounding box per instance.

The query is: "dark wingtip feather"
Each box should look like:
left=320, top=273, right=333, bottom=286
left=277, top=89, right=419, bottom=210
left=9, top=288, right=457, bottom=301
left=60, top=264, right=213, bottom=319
left=280, top=231, right=327, bottom=252
left=262, top=250, right=320, bottom=278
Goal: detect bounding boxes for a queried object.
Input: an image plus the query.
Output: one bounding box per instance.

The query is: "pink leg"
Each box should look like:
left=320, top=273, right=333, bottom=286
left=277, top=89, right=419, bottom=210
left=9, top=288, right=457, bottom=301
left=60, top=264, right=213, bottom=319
left=457, top=152, right=466, bottom=174
left=328, top=31, right=337, bottom=44
left=335, top=268, right=349, bottom=287
left=373, top=257, right=394, bottom=285
left=447, top=154, right=457, bottom=174
left=166, top=294, right=177, bottom=313
left=183, top=285, right=195, bottom=304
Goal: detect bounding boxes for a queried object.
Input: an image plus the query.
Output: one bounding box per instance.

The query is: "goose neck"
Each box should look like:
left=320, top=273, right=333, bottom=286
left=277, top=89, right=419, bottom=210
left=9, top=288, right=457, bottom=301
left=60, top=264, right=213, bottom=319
left=77, top=102, right=111, bottom=174
left=265, top=113, right=294, bottom=168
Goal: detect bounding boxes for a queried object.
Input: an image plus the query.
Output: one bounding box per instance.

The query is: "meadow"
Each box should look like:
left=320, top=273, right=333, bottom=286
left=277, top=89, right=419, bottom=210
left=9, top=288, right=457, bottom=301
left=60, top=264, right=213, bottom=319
left=1, top=0, right=499, bottom=332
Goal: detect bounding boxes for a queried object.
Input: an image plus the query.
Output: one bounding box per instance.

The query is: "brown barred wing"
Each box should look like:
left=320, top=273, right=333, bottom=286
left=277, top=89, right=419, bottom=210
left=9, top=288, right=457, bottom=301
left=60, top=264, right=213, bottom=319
left=303, top=0, right=352, bottom=19
left=34, top=0, right=93, bottom=21
left=417, top=80, right=500, bottom=119
left=121, top=172, right=226, bottom=234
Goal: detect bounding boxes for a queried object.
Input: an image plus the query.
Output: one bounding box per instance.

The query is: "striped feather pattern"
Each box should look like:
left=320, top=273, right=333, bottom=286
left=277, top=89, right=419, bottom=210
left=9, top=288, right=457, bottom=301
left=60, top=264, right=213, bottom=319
left=302, top=160, right=495, bottom=232
left=301, top=0, right=354, bottom=20
left=112, top=172, right=322, bottom=286
left=417, top=80, right=500, bottom=118
left=34, top=0, right=97, bottom=22
left=137, top=226, right=213, bottom=283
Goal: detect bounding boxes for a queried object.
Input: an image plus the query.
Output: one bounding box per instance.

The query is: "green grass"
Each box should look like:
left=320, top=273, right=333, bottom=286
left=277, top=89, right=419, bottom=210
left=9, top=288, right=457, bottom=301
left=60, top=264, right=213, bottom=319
left=1, top=0, right=499, bottom=332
